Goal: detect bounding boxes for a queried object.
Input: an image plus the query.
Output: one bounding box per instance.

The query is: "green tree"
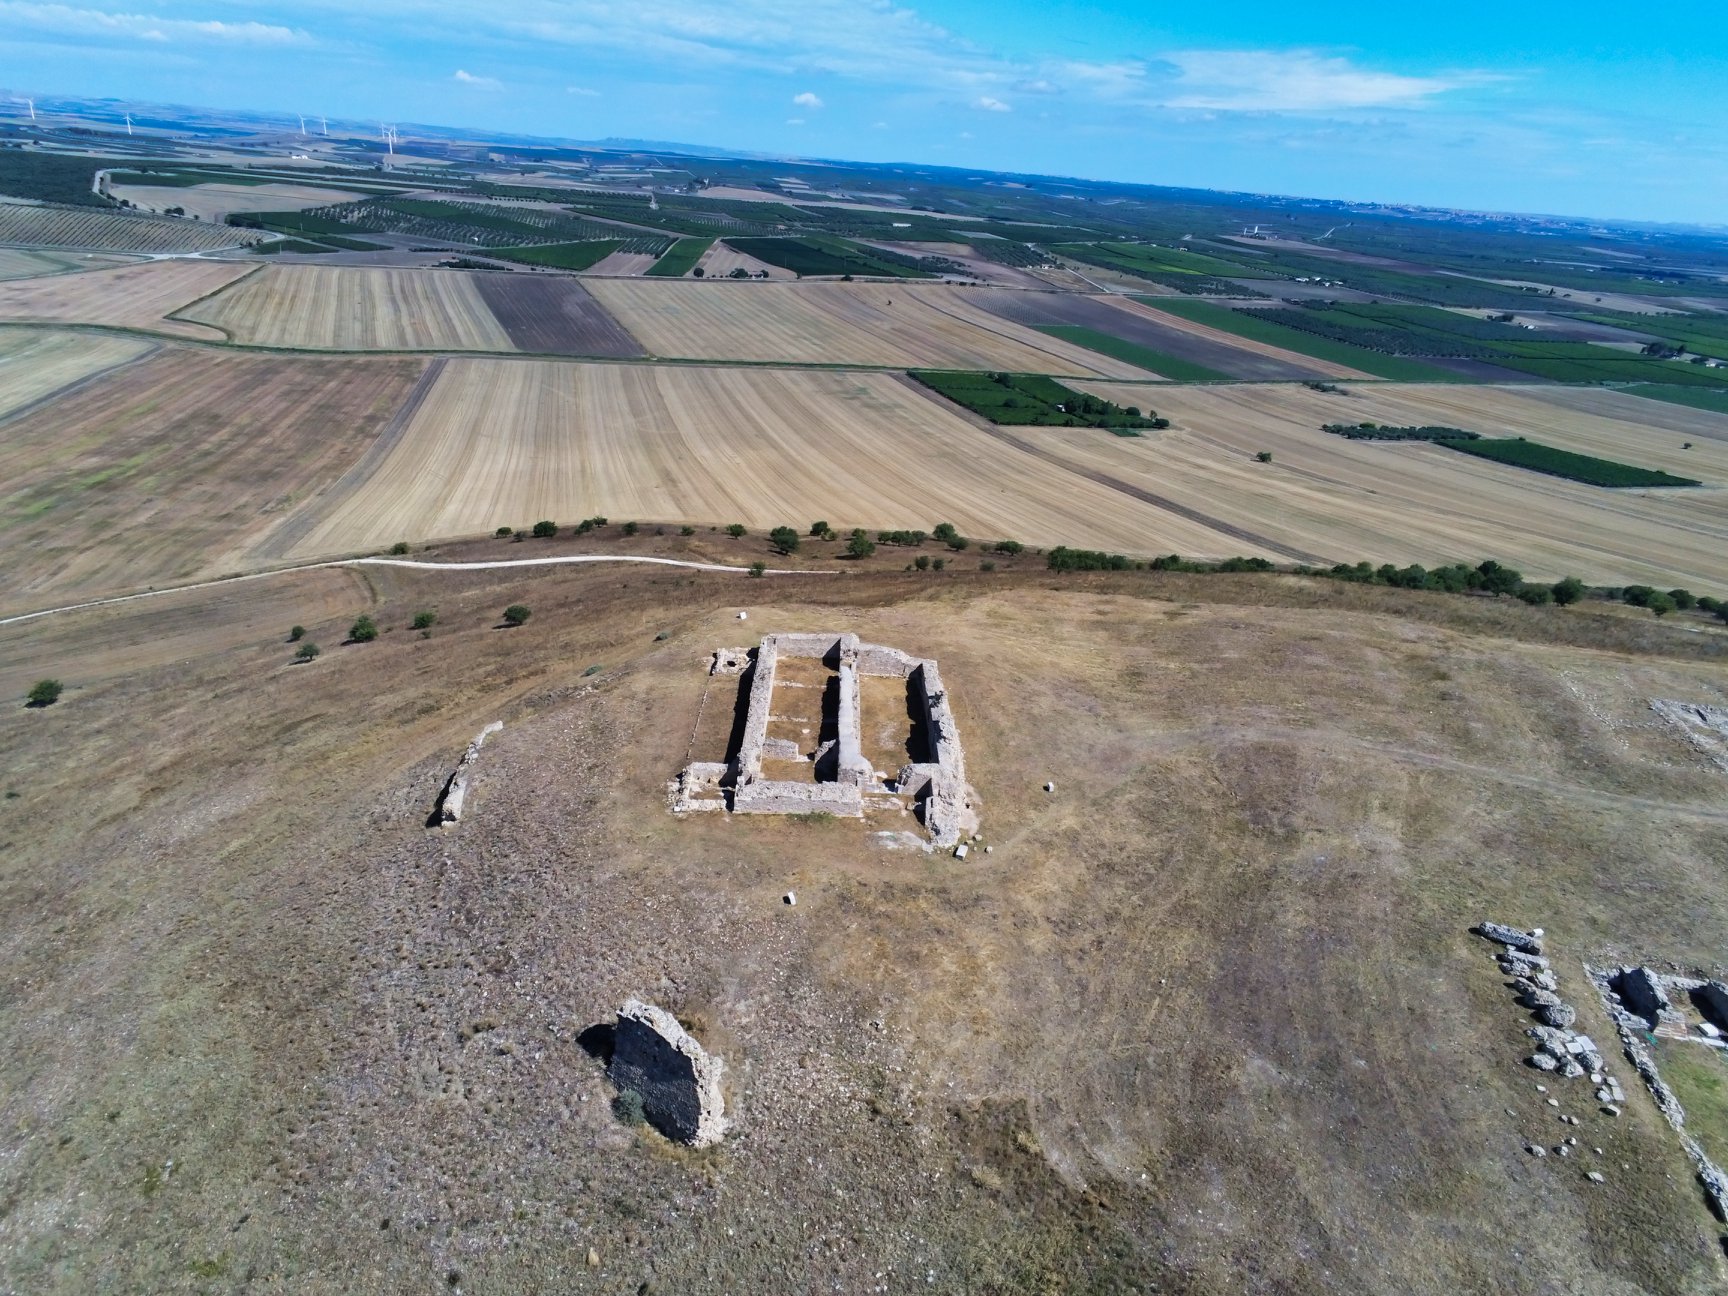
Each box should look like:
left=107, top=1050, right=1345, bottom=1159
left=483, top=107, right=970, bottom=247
left=769, top=526, right=800, bottom=555
left=809, top=520, right=830, bottom=536
left=349, top=614, right=378, bottom=643
left=914, top=555, right=930, bottom=571
left=932, top=557, right=946, bottom=571
left=495, top=526, right=513, bottom=537
left=288, top=625, right=306, bottom=642
left=411, top=610, right=437, bottom=631
left=1550, top=576, right=1585, bottom=607
left=1477, top=560, right=1523, bottom=597
left=932, top=522, right=959, bottom=544
left=502, top=604, right=532, bottom=626
left=389, top=540, right=410, bottom=555
left=531, top=520, right=558, bottom=539
left=846, top=530, right=876, bottom=559
left=295, top=642, right=321, bottom=662
left=1647, top=592, right=1677, bottom=617
left=1668, top=588, right=1696, bottom=610
left=680, top=525, right=696, bottom=536
left=26, top=679, right=63, bottom=707
left=1255, top=451, right=1273, bottom=463
left=622, top=521, right=639, bottom=536
left=749, top=562, right=766, bottom=578
left=993, top=539, right=1024, bottom=556
left=726, top=523, right=747, bottom=538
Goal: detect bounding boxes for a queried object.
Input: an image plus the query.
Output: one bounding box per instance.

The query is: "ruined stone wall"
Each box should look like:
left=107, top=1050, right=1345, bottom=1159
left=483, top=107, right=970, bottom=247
left=610, top=999, right=727, bottom=1147
left=910, top=661, right=978, bottom=847
left=733, top=781, right=863, bottom=816
left=857, top=643, right=918, bottom=678
left=835, top=660, right=872, bottom=787
left=440, top=721, right=503, bottom=824
left=730, top=639, right=780, bottom=785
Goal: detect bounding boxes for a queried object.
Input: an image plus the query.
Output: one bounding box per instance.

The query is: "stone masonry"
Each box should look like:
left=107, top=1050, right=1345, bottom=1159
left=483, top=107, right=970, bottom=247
left=439, top=721, right=503, bottom=824
left=609, top=999, right=727, bottom=1147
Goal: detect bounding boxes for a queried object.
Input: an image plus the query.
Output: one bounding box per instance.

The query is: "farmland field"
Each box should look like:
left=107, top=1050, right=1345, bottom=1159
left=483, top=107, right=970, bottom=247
left=1624, top=383, right=1728, bottom=417
left=0, top=348, right=424, bottom=614
left=471, top=275, right=643, bottom=355
left=1436, top=437, right=1701, bottom=488
left=105, top=181, right=369, bottom=223
left=0, top=329, right=155, bottom=421
left=1143, top=299, right=1465, bottom=381
left=582, top=280, right=1155, bottom=375
left=479, top=241, right=620, bottom=270
left=0, top=247, right=137, bottom=280
left=1070, top=380, right=1728, bottom=587
left=180, top=265, right=514, bottom=350
left=0, top=259, right=256, bottom=340
left=646, top=237, right=714, bottom=276
left=1033, top=324, right=1228, bottom=381
left=0, top=202, right=258, bottom=253
left=278, top=360, right=1239, bottom=558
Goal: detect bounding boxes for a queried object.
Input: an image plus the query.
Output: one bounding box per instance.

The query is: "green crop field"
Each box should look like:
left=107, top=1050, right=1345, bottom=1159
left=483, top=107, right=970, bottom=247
left=1438, top=437, right=1701, bottom=487
left=723, top=235, right=936, bottom=278
left=910, top=370, right=1164, bottom=430
left=1034, top=325, right=1230, bottom=382
left=1057, top=243, right=1260, bottom=295
left=646, top=237, right=713, bottom=276
left=1623, top=384, right=1728, bottom=415
left=0, top=152, right=113, bottom=206
left=1141, top=299, right=1463, bottom=380
left=479, top=240, right=622, bottom=270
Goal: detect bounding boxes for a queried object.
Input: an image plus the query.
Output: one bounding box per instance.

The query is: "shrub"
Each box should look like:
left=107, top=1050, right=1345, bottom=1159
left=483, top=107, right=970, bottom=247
left=1516, top=585, right=1553, bottom=605
left=932, top=558, right=946, bottom=571
left=1622, top=585, right=1657, bottom=608
left=980, top=559, right=996, bottom=571
left=726, top=523, right=747, bottom=538
left=612, top=1089, right=646, bottom=1126
left=389, top=541, right=410, bottom=555
left=531, top=520, right=557, bottom=539
left=769, top=526, right=800, bottom=555
left=295, top=641, right=321, bottom=662
left=932, top=522, right=959, bottom=544
left=846, top=530, right=876, bottom=559
left=349, top=614, right=379, bottom=643
left=1255, top=451, right=1273, bottom=463
left=26, top=679, right=63, bottom=707
left=1476, top=560, right=1523, bottom=597
left=1668, top=588, right=1696, bottom=610
left=749, top=562, right=766, bottom=578
left=1048, top=546, right=1131, bottom=571
left=288, top=625, right=306, bottom=642
left=495, top=526, right=513, bottom=537
left=1696, top=595, right=1721, bottom=615
left=622, top=521, right=638, bottom=536
left=502, top=604, right=531, bottom=626
left=914, top=555, right=930, bottom=571
left=411, top=610, right=436, bottom=631
left=993, top=540, right=1024, bottom=555
left=945, top=535, right=970, bottom=551
left=1647, top=592, right=1677, bottom=617
left=680, top=525, right=696, bottom=536
left=809, top=520, right=830, bottom=536
left=1551, top=576, right=1585, bottom=606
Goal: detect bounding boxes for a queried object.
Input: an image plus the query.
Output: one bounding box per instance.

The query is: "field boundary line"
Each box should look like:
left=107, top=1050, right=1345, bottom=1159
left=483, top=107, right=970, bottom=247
left=0, top=555, right=836, bottom=628
left=0, top=335, right=161, bottom=430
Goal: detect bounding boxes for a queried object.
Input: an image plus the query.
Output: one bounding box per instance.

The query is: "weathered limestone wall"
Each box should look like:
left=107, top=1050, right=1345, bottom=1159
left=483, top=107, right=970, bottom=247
left=440, top=721, right=503, bottom=824
left=834, top=659, right=872, bottom=787
left=733, top=781, right=863, bottom=816
left=730, top=639, right=780, bottom=785
left=609, top=999, right=727, bottom=1147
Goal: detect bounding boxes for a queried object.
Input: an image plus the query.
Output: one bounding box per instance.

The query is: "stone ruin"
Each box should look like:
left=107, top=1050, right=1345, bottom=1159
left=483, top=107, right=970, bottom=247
left=1650, top=699, right=1728, bottom=773
left=669, top=633, right=980, bottom=849
left=608, top=999, right=727, bottom=1147
left=438, top=721, right=503, bottom=824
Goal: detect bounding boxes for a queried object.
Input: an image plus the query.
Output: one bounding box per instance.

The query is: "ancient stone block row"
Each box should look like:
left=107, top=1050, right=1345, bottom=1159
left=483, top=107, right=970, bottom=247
left=609, top=998, right=727, bottom=1148
left=439, top=721, right=503, bottom=823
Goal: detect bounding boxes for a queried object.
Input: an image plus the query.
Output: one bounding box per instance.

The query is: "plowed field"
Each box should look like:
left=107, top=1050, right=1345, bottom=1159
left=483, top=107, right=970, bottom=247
left=471, top=275, right=642, bottom=355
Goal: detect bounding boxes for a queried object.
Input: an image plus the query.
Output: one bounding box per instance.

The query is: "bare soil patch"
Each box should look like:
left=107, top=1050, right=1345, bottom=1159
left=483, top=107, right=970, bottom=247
left=471, top=274, right=643, bottom=356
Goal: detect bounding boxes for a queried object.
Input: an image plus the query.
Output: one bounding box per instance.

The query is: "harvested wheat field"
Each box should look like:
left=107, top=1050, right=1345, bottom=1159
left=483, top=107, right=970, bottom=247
left=584, top=279, right=1155, bottom=375
left=280, top=360, right=1235, bottom=557
left=4, top=558, right=1728, bottom=1294
left=0, top=328, right=154, bottom=420
left=0, top=348, right=423, bottom=614
left=1066, top=380, right=1728, bottom=588
left=180, top=265, right=515, bottom=351
left=0, top=259, right=254, bottom=340
left=107, top=181, right=367, bottom=222
left=693, top=241, right=792, bottom=280
left=0, top=202, right=258, bottom=254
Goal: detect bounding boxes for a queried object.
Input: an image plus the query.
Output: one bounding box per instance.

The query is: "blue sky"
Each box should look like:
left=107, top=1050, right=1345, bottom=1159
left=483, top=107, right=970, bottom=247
left=4, top=0, right=1725, bottom=223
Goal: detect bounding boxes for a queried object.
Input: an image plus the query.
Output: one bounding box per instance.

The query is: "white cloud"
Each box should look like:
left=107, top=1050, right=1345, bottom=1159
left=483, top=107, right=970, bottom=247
left=565, top=84, right=600, bottom=96
left=1159, top=50, right=1470, bottom=112
left=0, top=0, right=305, bottom=44
left=973, top=95, right=1010, bottom=113
left=453, top=68, right=500, bottom=88
left=792, top=90, right=822, bottom=109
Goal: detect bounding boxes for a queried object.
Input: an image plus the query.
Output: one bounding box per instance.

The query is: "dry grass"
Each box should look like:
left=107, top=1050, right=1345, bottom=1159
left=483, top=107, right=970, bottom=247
left=1070, top=380, right=1728, bottom=587
left=107, top=182, right=368, bottom=222
left=0, top=348, right=424, bottom=614
left=0, top=259, right=254, bottom=340
left=584, top=279, right=1155, bottom=375
left=277, top=360, right=1238, bottom=559
left=0, top=328, right=154, bottom=421
left=2, top=566, right=1727, bottom=1293
left=178, top=265, right=515, bottom=351
left=0, top=248, right=138, bottom=280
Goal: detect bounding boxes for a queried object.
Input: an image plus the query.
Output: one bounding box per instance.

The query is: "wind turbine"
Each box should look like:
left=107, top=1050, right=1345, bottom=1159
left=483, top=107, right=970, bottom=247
left=17, top=98, right=34, bottom=121
left=124, top=112, right=133, bottom=136
left=298, top=114, right=307, bottom=137
left=320, top=115, right=328, bottom=136
left=380, top=123, right=398, bottom=157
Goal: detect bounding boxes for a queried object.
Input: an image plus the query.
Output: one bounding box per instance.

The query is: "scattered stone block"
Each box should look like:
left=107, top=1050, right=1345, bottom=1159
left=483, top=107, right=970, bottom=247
left=953, top=843, right=969, bottom=859
left=1587, top=1172, right=1605, bottom=1184
left=783, top=891, right=796, bottom=906
left=1478, top=922, right=1543, bottom=954
left=609, top=999, right=727, bottom=1148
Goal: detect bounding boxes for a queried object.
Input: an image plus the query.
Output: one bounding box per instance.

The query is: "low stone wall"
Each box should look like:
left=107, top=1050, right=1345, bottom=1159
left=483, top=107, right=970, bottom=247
left=439, top=721, right=503, bottom=824
left=733, top=780, right=863, bottom=816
